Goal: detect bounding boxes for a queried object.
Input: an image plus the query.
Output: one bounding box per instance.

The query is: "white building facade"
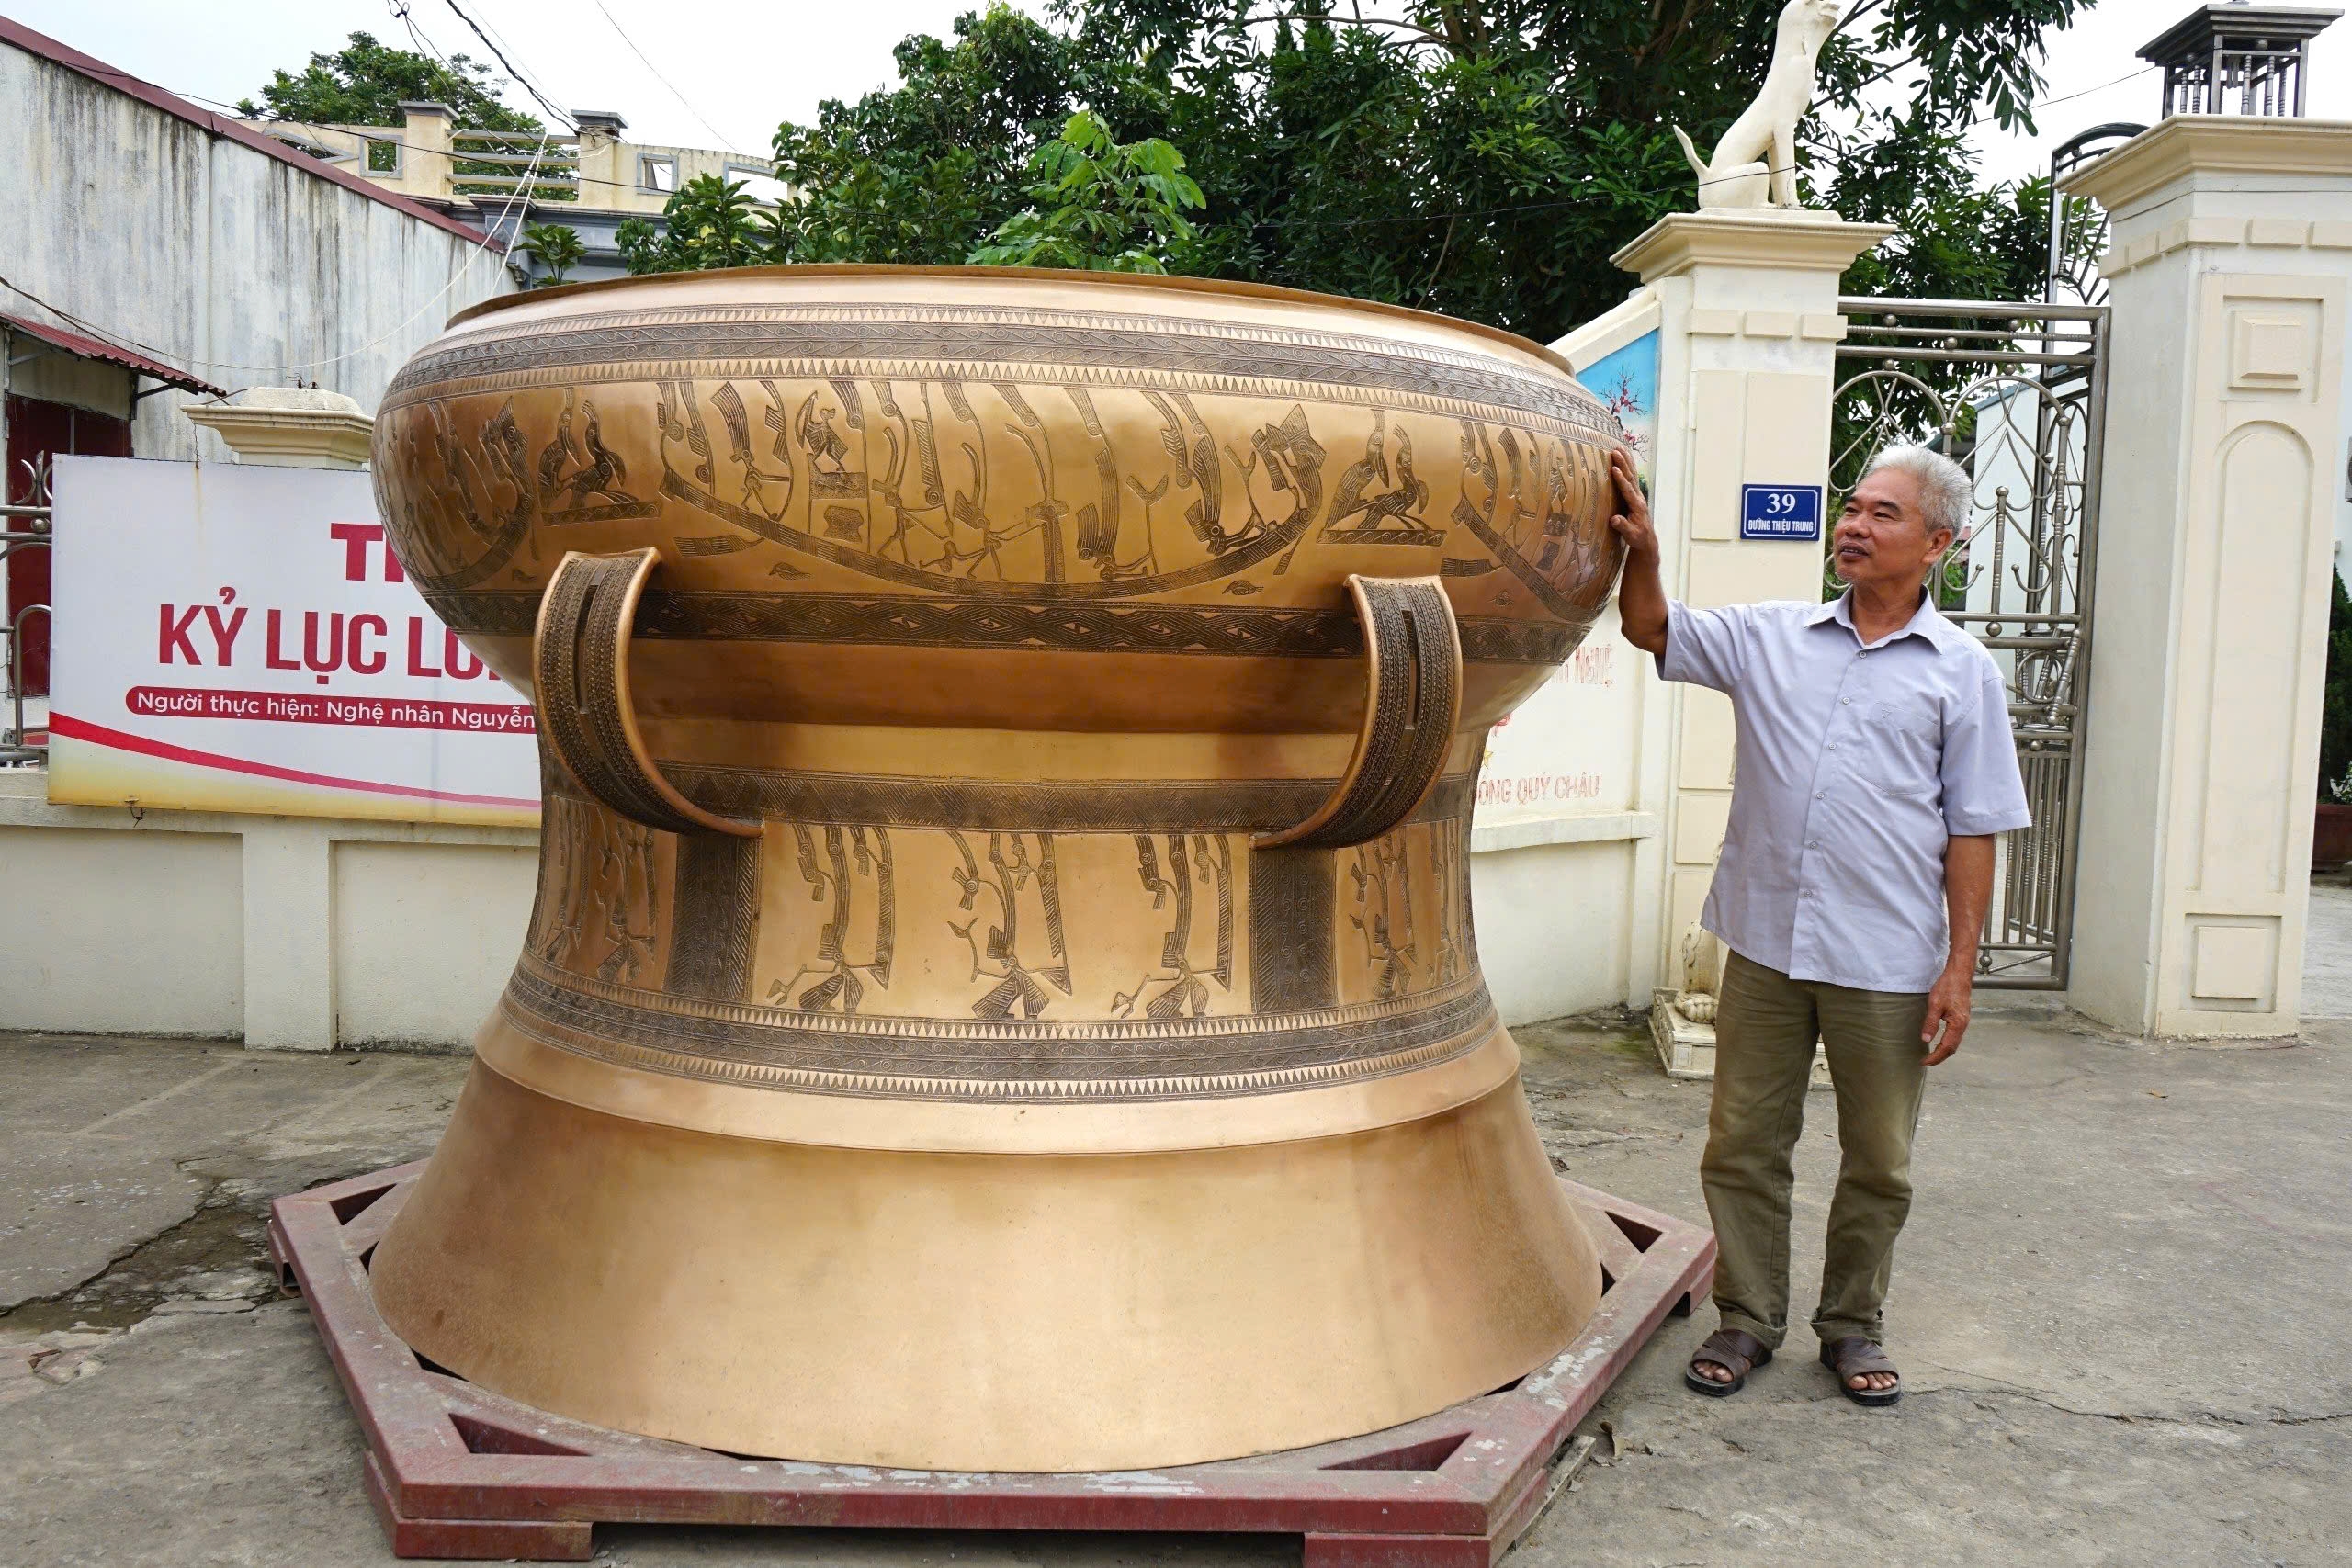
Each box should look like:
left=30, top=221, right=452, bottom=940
left=0, top=16, right=529, bottom=1049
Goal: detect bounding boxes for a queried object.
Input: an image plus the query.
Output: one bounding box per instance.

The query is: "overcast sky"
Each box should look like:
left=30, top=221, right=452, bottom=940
left=8, top=0, right=2352, bottom=183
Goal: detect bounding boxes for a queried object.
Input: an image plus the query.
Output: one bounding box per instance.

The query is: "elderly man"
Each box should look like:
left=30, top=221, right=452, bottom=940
left=1607, top=443, right=2029, bottom=1407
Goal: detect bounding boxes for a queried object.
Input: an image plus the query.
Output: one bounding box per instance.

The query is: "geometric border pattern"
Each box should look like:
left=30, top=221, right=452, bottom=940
left=419, top=589, right=1582, bottom=666
left=270, top=1163, right=1713, bottom=1566
left=383, top=302, right=1620, bottom=441
left=499, top=962, right=1499, bottom=1102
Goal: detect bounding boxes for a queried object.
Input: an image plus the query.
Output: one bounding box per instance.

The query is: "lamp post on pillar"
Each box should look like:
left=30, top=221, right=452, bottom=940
left=2139, top=4, right=2341, bottom=118
left=2063, top=113, right=2352, bottom=1038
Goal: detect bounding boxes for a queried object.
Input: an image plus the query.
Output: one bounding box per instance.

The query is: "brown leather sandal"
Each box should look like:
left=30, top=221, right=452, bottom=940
left=1819, top=1336, right=1902, bottom=1407
left=1685, top=1328, right=1772, bottom=1397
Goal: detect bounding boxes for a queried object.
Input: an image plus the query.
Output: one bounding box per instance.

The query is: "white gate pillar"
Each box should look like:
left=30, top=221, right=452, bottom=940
left=1600, top=212, right=1892, bottom=1065
left=2065, top=118, right=2352, bottom=1038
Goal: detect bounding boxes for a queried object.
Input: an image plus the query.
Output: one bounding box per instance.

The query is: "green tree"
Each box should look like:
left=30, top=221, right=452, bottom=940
left=617, top=175, right=770, bottom=274
left=750, top=0, right=2092, bottom=341
left=236, top=30, right=538, bottom=132
left=2322, top=569, right=2352, bottom=803
left=767, top=4, right=1130, bottom=266
left=969, top=112, right=1205, bottom=273
left=515, top=222, right=587, bottom=287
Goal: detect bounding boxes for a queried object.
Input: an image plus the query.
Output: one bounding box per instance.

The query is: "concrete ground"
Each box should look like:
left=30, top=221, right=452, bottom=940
left=4, top=1007, right=2346, bottom=1567
left=2301, top=869, right=2352, bottom=1019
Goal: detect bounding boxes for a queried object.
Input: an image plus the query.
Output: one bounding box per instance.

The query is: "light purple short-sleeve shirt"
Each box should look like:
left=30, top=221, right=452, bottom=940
left=1661, top=592, right=2031, bottom=993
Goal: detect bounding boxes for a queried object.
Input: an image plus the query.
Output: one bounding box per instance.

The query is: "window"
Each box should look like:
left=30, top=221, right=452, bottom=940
left=365, top=138, right=401, bottom=175
left=724, top=163, right=787, bottom=205
left=640, top=155, right=677, bottom=194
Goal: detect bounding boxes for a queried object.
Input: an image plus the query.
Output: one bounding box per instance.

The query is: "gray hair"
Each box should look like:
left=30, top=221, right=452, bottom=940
left=1863, top=444, right=1971, bottom=542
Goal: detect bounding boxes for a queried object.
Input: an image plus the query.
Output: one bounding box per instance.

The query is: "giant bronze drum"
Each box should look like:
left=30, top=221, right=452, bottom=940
left=368, top=265, right=1628, bottom=1472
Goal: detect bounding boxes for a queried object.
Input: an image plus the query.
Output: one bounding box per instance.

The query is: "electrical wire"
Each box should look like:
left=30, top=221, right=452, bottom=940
left=432, top=0, right=576, bottom=130
left=586, top=0, right=750, bottom=153
left=2031, top=63, right=2156, bottom=111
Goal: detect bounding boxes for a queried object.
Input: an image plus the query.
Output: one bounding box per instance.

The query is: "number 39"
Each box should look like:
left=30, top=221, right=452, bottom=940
left=1765, top=491, right=1793, bottom=514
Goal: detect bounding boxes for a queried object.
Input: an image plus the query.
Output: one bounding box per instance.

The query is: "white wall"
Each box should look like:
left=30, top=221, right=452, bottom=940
left=332, top=840, right=536, bottom=1045
left=2, top=820, right=243, bottom=1034
left=1471, top=833, right=1645, bottom=1024
left=0, top=36, right=513, bottom=451
left=0, top=773, right=534, bottom=1048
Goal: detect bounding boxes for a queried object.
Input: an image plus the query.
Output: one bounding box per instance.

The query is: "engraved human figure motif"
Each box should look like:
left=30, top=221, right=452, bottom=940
left=1349, top=834, right=1419, bottom=999
left=1439, top=419, right=1613, bottom=617
left=706, top=380, right=795, bottom=523
left=1112, top=833, right=1236, bottom=1020
left=658, top=378, right=718, bottom=491
left=934, top=378, right=1020, bottom=581
left=1533, top=439, right=1577, bottom=573
left=1080, top=472, right=1164, bottom=581
left=592, top=816, right=659, bottom=984
left=536, top=798, right=660, bottom=983
left=1230, top=404, right=1328, bottom=574
left=947, top=831, right=1073, bottom=1019
left=797, top=378, right=869, bottom=543
left=1427, top=827, right=1464, bottom=986
left=772, top=825, right=897, bottom=1014
left=531, top=795, right=592, bottom=963
left=998, top=381, right=1070, bottom=585
left=872, top=380, right=948, bottom=565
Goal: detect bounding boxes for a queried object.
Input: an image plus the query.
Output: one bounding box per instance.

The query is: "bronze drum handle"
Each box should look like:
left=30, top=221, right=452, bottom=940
left=533, top=548, right=761, bottom=839
left=1254, top=574, right=1463, bottom=852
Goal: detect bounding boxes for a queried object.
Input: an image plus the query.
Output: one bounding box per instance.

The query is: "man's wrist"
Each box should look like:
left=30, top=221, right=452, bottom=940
left=1941, top=953, right=1977, bottom=982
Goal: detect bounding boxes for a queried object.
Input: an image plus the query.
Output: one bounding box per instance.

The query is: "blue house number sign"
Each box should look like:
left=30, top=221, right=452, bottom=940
left=1739, top=484, right=1823, bottom=541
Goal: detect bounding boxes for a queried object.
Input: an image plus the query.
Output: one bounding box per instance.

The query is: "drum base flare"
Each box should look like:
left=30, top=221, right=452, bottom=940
left=271, top=1160, right=1713, bottom=1562
left=370, top=1046, right=1598, bottom=1472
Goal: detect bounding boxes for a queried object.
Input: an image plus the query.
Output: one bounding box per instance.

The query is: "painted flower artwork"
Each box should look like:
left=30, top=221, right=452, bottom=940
left=1577, top=328, right=1657, bottom=485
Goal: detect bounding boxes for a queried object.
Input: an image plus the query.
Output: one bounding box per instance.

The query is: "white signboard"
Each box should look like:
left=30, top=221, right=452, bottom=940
left=1477, top=611, right=1639, bottom=820
left=46, top=457, right=537, bottom=827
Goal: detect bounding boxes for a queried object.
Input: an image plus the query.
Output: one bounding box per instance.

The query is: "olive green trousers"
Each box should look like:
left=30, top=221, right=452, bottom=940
left=1701, top=949, right=1931, bottom=1349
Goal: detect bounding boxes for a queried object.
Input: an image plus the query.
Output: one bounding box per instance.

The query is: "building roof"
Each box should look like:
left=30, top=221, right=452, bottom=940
left=0, top=15, right=503, bottom=252
left=2140, top=5, right=2343, bottom=64
left=2, top=311, right=228, bottom=398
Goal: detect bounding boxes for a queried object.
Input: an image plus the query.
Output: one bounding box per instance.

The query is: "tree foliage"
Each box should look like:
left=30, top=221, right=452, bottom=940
left=970, top=112, right=1204, bottom=273
left=616, top=175, right=773, bottom=274
left=236, top=30, right=538, bottom=131
left=516, top=223, right=587, bottom=287
left=2324, top=568, right=2352, bottom=803
left=728, top=0, right=2091, bottom=339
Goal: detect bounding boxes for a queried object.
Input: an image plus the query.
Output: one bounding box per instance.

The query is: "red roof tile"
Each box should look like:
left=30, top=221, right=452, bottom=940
left=3, top=310, right=228, bottom=398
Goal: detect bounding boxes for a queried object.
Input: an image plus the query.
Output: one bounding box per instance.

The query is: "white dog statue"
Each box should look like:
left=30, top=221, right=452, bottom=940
left=1671, top=0, right=1842, bottom=210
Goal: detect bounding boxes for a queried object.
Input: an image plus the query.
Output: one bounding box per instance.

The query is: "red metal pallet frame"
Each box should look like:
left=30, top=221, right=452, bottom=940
left=269, top=1164, right=1713, bottom=1566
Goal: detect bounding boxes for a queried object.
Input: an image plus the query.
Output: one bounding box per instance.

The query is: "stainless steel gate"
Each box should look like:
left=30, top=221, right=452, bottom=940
left=1831, top=299, right=2110, bottom=987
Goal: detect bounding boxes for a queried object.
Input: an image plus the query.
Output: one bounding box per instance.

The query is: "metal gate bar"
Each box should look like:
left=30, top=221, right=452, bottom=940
left=1833, top=298, right=2110, bottom=988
